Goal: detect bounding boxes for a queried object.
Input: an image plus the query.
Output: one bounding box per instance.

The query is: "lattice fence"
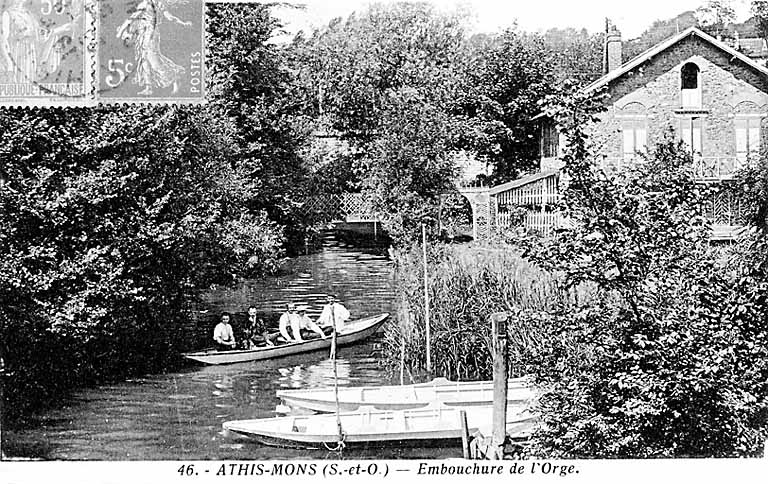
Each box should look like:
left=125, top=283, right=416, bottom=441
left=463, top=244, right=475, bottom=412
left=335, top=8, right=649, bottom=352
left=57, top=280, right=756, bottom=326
left=303, top=193, right=380, bottom=222
left=702, top=187, right=747, bottom=226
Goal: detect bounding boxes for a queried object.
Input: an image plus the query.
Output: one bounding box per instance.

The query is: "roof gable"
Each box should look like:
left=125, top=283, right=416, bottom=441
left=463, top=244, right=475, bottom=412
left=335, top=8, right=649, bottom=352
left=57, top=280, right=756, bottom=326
left=584, top=27, right=768, bottom=94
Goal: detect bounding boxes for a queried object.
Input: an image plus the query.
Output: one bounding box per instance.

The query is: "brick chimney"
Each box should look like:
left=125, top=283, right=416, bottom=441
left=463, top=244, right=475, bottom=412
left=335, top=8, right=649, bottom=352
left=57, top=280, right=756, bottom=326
left=604, top=24, right=622, bottom=74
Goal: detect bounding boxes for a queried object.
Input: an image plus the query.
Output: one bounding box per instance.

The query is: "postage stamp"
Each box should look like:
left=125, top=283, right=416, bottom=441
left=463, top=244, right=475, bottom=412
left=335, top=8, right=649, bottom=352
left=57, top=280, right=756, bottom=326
left=0, top=0, right=89, bottom=106
left=97, top=0, right=204, bottom=103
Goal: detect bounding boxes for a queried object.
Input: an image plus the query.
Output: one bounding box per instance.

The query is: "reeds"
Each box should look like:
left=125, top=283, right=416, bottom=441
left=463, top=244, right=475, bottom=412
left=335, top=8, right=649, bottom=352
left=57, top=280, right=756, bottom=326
left=384, top=243, right=595, bottom=381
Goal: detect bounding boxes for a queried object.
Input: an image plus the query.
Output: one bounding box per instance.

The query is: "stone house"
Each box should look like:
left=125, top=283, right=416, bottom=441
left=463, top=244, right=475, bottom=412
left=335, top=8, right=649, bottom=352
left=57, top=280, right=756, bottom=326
left=490, top=26, right=768, bottom=240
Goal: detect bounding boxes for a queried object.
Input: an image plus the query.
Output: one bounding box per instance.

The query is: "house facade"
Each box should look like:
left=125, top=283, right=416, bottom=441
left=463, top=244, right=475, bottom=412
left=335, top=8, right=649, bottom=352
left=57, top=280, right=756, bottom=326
left=493, top=26, right=768, bottom=240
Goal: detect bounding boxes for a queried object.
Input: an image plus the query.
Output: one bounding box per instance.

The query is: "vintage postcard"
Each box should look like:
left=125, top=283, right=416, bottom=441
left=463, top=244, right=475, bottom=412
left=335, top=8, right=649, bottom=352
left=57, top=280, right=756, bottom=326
left=0, top=0, right=89, bottom=106
left=1, top=0, right=767, bottom=482
left=96, top=0, right=205, bottom=103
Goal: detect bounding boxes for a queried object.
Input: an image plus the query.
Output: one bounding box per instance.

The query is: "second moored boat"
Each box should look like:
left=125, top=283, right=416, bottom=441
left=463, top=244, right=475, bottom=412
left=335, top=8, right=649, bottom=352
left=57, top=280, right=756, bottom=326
left=276, top=376, right=536, bottom=414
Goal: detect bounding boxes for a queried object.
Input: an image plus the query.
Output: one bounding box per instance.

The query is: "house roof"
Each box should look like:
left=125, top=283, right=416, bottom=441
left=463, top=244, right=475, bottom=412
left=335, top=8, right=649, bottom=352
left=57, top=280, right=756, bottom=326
left=584, top=27, right=768, bottom=94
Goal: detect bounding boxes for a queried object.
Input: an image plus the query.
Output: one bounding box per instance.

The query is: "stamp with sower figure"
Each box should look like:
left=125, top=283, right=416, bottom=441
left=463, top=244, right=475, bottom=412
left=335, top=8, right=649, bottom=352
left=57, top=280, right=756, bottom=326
left=97, top=0, right=204, bottom=103
left=0, top=0, right=87, bottom=105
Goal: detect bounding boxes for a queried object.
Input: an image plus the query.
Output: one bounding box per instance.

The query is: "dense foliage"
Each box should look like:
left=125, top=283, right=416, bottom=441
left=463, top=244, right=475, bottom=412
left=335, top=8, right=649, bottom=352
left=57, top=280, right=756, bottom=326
left=519, top=89, right=768, bottom=457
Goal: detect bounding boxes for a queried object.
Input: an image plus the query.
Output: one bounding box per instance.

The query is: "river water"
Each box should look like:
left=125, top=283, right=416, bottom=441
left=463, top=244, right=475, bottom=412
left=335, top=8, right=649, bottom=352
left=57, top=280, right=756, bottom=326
left=3, top=234, right=449, bottom=460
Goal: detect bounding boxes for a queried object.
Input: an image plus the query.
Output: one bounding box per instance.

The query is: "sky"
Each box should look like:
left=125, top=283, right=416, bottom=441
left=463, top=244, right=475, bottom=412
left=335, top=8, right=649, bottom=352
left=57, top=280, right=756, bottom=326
left=270, top=0, right=754, bottom=40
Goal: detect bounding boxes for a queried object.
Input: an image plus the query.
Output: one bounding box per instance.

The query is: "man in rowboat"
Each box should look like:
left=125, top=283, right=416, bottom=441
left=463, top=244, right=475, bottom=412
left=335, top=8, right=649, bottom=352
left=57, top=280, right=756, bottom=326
left=246, top=306, right=275, bottom=348
left=278, top=303, right=296, bottom=342
left=317, top=295, right=350, bottom=332
left=213, top=312, right=236, bottom=351
left=293, top=305, right=327, bottom=341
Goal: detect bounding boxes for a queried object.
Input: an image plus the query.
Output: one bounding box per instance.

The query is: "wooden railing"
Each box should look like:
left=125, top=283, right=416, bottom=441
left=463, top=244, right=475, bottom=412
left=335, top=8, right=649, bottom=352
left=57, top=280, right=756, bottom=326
left=488, top=166, right=749, bottom=240
left=692, top=157, right=743, bottom=181
left=491, top=171, right=560, bottom=235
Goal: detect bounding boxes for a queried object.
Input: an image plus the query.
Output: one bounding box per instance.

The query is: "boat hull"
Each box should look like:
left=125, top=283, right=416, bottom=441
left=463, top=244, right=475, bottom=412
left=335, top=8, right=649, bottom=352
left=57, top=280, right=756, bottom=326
left=183, top=313, right=388, bottom=365
left=223, top=405, right=536, bottom=449
left=277, top=376, right=536, bottom=413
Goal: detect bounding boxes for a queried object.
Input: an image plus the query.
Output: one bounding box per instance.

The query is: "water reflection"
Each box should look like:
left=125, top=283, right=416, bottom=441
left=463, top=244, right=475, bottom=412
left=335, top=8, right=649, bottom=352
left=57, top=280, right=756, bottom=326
left=277, top=358, right=352, bottom=389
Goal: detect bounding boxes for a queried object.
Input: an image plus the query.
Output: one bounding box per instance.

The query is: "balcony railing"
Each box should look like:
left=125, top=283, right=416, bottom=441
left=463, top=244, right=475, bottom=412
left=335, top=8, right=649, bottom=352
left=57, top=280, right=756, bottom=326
left=598, top=156, right=744, bottom=181
left=692, top=157, right=743, bottom=181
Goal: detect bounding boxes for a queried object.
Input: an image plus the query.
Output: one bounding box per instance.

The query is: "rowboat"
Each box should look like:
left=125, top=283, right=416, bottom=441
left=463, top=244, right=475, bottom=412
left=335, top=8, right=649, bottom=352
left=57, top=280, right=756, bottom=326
left=182, top=313, right=388, bottom=365
left=223, top=405, right=536, bottom=448
left=276, top=376, right=536, bottom=413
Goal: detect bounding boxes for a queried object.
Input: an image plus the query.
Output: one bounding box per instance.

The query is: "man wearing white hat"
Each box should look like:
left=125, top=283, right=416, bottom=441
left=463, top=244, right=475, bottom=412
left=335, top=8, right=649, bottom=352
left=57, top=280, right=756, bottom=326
left=318, top=295, right=351, bottom=332
left=294, top=305, right=327, bottom=341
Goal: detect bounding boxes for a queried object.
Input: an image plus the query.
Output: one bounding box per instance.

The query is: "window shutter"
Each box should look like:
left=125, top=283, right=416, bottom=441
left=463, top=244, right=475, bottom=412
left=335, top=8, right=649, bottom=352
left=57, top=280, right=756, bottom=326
left=636, top=123, right=647, bottom=152
left=749, top=121, right=760, bottom=155
left=680, top=119, right=692, bottom=151
left=692, top=118, right=702, bottom=155
left=623, top=122, right=635, bottom=157
left=735, top=118, right=748, bottom=162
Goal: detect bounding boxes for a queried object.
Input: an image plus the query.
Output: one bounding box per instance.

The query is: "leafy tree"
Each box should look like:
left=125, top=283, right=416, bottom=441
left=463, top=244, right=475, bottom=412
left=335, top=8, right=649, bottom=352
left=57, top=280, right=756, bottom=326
left=358, top=92, right=463, bottom=243
left=456, top=30, right=557, bottom=183
left=696, top=0, right=737, bottom=37
left=287, top=3, right=472, bottom=242
left=623, top=11, right=698, bottom=60
left=541, top=28, right=604, bottom=83
left=752, top=0, right=768, bottom=42
left=207, top=2, right=312, bottom=249
left=288, top=2, right=468, bottom=147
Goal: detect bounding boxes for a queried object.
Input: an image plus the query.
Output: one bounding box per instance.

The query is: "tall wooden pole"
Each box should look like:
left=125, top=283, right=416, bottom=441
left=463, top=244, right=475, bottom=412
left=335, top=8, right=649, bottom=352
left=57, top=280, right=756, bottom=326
left=491, top=312, right=509, bottom=458
left=0, top=358, right=4, bottom=459
left=330, top=303, right=343, bottom=449
left=422, top=224, right=431, bottom=374
left=399, top=335, right=406, bottom=385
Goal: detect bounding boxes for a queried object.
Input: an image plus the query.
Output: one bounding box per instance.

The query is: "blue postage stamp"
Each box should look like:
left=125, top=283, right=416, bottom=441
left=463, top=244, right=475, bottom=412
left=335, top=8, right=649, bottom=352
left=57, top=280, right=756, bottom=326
left=0, top=0, right=88, bottom=106
left=97, top=0, right=204, bottom=103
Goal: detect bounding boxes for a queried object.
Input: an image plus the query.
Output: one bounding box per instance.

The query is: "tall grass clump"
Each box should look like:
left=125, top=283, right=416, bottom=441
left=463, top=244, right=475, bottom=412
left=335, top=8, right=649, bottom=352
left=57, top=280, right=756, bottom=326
left=384, top=242, right=594, bottom=381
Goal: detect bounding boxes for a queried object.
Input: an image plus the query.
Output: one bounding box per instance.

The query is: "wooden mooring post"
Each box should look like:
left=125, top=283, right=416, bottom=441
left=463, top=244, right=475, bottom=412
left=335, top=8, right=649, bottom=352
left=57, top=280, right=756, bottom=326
left=491, top=312, right=509, bottom=459
left=459, top=409, right=470, bottom=459
left=0, top=357, right=5, bottom=459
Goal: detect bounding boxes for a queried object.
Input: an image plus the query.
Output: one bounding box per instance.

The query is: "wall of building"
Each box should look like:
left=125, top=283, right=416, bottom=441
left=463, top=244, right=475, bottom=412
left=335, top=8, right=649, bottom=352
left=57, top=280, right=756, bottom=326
left=587, top=35, right=768, bottom=162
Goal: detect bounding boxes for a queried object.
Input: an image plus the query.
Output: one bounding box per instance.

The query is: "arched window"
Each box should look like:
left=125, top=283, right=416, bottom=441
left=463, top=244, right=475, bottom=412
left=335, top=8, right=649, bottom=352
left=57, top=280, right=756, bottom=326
left=681, top=62, right=702, bottom=108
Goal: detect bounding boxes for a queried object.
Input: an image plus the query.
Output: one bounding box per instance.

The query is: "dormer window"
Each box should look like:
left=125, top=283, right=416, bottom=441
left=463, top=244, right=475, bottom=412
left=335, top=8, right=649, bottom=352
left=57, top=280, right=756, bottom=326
left=681, top=63, right=702, bottom=108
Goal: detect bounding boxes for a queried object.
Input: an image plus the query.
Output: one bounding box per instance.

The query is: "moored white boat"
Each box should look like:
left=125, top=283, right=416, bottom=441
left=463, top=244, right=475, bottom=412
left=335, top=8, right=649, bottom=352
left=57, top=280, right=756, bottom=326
left=223, top=405, right=536, bottom=448
left=182, top=313, right=388, bottom=365
left=276, top=376, right=536, bottom=413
